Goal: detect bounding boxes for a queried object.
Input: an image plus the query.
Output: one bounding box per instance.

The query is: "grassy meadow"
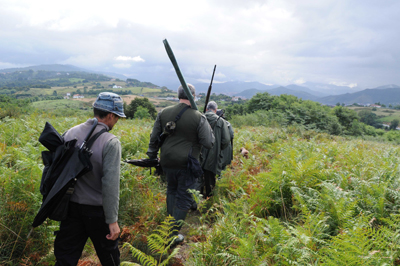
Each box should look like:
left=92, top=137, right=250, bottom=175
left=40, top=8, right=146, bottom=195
left=2, top=109, right=400, bottom=265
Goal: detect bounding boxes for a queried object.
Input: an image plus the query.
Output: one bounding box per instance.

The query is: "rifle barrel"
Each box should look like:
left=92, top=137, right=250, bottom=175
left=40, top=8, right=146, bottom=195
left=203, top=65, right=217, bottom=113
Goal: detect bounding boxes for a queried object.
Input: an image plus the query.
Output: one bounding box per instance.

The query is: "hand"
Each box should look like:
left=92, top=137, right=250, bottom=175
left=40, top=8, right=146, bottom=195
left=106, top=221, right=120, bottom=241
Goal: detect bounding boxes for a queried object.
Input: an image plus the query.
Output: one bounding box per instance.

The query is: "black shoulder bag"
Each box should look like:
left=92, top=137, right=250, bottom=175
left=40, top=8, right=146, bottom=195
left=49, top=128, right=107, bottom=221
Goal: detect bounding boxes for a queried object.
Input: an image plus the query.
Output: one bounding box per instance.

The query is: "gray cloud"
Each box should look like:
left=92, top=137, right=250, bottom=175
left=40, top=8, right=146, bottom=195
left=1, top=0, right=400, bottom=90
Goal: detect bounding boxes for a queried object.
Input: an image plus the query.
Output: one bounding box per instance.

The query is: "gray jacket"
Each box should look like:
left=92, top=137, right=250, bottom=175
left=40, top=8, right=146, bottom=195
left=63, top=119, right=121, bottom=224
left=220, top=120, right=234, bottom=170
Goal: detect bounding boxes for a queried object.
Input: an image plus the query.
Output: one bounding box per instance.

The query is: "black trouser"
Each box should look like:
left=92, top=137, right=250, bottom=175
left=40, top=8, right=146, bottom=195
left=203, top=170, right=216, bottom=198
left=54, top=202, right=120, bottom=266
left=164, top=168, right=197, bottom=213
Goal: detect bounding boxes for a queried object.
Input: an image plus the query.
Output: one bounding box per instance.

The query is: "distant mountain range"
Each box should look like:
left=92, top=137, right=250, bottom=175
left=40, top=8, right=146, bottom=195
left=192, top=81, right=280, bottom=95
left=317, top=85, right=400, bottom=105
left=0, top=64, right=127, bottom=80
left=233, top=83, right=400, bottom=105
left=2, top=64, right=400, bottom=105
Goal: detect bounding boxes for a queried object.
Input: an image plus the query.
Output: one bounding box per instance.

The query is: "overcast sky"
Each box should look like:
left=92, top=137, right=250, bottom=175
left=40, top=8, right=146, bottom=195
left=1, top=0, right=399, bottom=90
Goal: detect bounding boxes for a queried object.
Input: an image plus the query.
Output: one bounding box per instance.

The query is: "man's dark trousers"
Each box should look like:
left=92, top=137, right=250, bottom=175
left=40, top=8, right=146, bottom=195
left=54, top=202, right=120, bottom=266
left=164, top=168, right=197, bottom=213
left=203, top=170, right=216, bottom=198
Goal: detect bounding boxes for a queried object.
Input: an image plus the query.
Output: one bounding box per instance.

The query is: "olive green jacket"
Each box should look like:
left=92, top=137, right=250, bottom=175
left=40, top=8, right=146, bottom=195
left=147, top=103, right=214, bottom=169
left=201, top=111, right=230, bottom=175
left=220, top=120, right=234, bottom=170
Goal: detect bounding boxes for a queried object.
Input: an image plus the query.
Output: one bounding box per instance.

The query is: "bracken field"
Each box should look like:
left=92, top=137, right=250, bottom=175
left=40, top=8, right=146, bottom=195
left=2, top=112, right=400, bottom=265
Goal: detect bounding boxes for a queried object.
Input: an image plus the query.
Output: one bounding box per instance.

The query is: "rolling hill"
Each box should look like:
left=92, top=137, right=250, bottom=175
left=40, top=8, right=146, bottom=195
left=0, top=64, right=127, bottom=80
left=317, top=85, right=400, bottom=105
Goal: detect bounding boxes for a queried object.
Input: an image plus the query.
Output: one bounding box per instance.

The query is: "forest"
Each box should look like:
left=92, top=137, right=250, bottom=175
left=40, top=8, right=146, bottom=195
left=2, top=92, right=400, bottom=265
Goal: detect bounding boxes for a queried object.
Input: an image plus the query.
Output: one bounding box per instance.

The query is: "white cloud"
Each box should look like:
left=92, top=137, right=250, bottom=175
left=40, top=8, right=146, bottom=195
left=295, top=78, right=306, bottom=85
left=244, top=40, right=256, bottom=45
left=115, top=56, right=145, bottom=62
left=329, top=81, right=358, bottom=88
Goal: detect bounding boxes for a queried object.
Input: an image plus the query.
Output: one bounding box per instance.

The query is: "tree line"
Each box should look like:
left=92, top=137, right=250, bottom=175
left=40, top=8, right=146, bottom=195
left=222, top=92, right=395, bottom=137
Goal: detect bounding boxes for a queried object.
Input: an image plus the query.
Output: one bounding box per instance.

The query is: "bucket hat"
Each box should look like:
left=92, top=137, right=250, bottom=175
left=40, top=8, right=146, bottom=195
left=93, top=92, right=126, bottom=118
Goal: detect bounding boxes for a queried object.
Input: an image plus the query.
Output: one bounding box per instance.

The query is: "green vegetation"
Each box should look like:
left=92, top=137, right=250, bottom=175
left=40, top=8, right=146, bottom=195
left=2, top=108, right=400, bottom=264
left=4, top=84, right=400, bottom=265
left=0, top=70, right=109, bottom=91
left=122, top=216, right=180, bottom=266
left=0, top=95, right=32, bottom=119
left=31, top=99, right=92, bottom=112
left=221, top=92, right=392, bottom=138
left=125, top=97, right=157, bottom=120
left=185, top=125, right=400, bottom=265
left=350, top=106, right=400, bottom=123
left=0, top=113, right=166, bottom=265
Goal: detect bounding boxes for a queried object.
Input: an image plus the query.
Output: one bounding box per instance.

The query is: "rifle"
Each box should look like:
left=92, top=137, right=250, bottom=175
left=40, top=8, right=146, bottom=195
left=163, top=39, right=197, bottom=110
left=204, top=65, right=217, bottom=113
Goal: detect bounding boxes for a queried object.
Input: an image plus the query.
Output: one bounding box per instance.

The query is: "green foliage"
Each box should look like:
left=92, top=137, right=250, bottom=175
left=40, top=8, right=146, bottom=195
left=126, top=97, right=157, bottom=120
left=185, top=125, right=400, bottom=265
left=135, top=106, right=151, bottom=119
left=390, top=119, right=399, bottom=130
left=0, top=70, right=110, bottom=89
left=225, top=92, right=393, bottom=138
left=121, top=216, right=180, bottom=266
left=0, top=113, right=167, bottom=265
left=332, top=106, right=359, bottom=129
left=358, top=109, right=382, bottom=128
left=318, top=216, right=400, bottom=265
left=0, top=95, right=32, bottom=119
left=4, top=104, right=400, bottom=264
left=126, top=79, right=159, bottom=89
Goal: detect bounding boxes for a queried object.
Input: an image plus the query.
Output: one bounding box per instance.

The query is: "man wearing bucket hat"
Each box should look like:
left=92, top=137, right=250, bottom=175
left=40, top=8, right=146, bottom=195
left=54, top=92, right=125, bottom=266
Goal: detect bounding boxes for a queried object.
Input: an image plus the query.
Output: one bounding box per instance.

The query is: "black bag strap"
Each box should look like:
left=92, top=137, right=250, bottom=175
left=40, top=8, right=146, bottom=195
left=86, top=128, right=108, bottom=149
left=68, top=128, right=108, bottom=193
left=211, top=115, right=222, bottom=130
left=158, top=105, right=190, bottom=136
left=174, top=105, right=190, bottom=122
left=157, top=105, right=190, bottom=149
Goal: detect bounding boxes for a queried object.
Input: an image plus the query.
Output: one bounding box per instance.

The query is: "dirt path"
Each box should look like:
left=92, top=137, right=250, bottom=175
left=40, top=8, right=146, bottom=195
left=173, top=210, right=203, bottom=264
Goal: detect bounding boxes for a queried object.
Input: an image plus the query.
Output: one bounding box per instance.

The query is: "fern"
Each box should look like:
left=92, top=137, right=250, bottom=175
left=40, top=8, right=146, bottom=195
left=318, top=216, right=397, bottom=265
left=122, top=216, right=180, bottom=266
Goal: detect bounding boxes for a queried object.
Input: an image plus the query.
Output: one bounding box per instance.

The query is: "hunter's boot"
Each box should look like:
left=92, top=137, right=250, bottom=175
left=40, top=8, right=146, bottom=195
left=172, top=207, right=188, bottom=245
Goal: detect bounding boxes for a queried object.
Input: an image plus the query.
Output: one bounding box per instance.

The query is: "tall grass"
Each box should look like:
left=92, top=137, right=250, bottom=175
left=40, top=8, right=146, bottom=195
left=3, top=113, right=400, bottom=265
left=186, top=126, right=400, bottom=265
left=0, top=114, right=166, bottom=265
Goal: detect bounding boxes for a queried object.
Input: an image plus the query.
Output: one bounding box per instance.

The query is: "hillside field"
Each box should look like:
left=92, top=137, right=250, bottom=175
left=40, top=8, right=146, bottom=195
left=348, top=106, right=400, bottom=123
left=19, top=85, right=161, bottom=96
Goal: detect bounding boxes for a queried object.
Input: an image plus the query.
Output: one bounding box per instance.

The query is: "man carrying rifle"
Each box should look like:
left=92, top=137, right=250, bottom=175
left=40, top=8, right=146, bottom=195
left=201, top=101, right=230, bottom=198
left=54, top=92, right=125, bottom=266
left=147, top=84, right=214, bottom=245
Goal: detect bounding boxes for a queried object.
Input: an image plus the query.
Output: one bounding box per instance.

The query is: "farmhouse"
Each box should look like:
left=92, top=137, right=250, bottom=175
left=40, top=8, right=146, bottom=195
left=73, top=94, right=84, bottom=99
left=113, top=85, right=123, bottom=89
left=232, top=96, right=245, bottom=101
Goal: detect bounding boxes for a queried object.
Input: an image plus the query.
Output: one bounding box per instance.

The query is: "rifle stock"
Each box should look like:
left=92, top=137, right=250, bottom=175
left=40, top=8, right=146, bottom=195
left=203, top=65, right=216, bottom=113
